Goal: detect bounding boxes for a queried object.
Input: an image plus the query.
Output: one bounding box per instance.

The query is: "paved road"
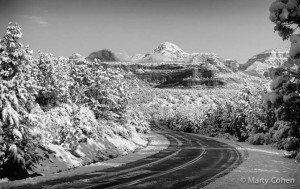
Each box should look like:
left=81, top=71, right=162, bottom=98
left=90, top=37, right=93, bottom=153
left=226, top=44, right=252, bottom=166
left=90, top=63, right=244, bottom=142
left=16, top=128, right=243, bottom=189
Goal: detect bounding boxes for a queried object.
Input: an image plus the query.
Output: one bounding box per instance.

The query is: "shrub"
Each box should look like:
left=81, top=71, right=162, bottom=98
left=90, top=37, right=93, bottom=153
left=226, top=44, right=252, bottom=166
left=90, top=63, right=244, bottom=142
left=248, top=133, right=265, bottom=145
left=296, top=151, right=300, bottom=162
left=283, top=137, right=300, bottom=151
left=35, top=53, right=71, bottom=108
left=69, top=61, right=130, bottom=121
left=203, top=86, right=271, bottom=142
left=264, top=133, right=273, bottom=145
left=0, top=23, right=149, bottom=180
left=263, top=68, right=300, bottom=151
left=125, top=107, right=150, bottom=134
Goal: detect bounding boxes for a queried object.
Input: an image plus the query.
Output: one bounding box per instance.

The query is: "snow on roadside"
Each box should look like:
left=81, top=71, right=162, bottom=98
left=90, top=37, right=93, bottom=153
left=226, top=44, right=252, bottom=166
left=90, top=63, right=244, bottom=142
left=0, top=132, right=169, bottom=189
left=32, top=132, right=148, bottom=175
left=199, top=136, right=300, bottom=189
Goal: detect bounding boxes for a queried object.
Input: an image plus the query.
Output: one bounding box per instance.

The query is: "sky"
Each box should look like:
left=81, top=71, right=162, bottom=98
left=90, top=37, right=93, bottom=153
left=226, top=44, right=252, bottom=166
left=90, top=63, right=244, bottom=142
left=0, top=0, right=290, bottom=63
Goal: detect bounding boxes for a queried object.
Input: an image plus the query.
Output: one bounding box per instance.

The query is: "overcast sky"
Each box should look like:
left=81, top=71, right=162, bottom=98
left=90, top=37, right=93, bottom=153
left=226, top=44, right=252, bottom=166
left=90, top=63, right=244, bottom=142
left=0, top=0, right=289, bottom=63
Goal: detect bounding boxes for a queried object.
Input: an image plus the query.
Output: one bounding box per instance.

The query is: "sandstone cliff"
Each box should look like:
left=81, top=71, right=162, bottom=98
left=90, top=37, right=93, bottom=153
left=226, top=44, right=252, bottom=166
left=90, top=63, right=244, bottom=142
left=86, top=42, right=239, bottom=87
left=239, top=48, right=297, bottom=77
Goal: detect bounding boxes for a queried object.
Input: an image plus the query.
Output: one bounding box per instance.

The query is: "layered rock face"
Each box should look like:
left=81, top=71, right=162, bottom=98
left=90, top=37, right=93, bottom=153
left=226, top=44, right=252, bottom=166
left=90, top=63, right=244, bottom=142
left=239, top=48, right=294, bottom=77
left=130, top=42, right=238, bottom=73
left=190, top=53, right=238, bottom=73
left=98, top=42, right=238, bottom=87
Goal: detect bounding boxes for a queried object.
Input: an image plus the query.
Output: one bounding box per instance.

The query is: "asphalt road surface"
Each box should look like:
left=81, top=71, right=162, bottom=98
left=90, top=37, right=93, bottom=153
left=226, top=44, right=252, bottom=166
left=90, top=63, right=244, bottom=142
left=16, top=128, right=243, bottom=189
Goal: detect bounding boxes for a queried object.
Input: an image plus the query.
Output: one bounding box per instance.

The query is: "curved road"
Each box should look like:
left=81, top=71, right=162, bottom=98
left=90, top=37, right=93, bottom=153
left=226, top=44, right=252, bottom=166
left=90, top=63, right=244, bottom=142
left=17, top=128, right=243, bottom=189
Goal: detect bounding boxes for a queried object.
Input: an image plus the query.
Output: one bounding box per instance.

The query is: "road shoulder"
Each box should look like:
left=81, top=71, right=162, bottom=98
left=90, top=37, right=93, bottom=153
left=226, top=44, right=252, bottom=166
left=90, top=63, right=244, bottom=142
left=0, top=131, right=169, bottom=189
left=199, top=136, right=300, bottom=189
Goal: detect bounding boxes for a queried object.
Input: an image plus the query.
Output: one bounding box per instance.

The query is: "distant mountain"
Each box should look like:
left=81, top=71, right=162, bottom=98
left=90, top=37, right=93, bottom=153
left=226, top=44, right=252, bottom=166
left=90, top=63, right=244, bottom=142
left=131, top=54, right=147, bottom=62
left=69, top=53, right=83, bottom=60
left=152, top=42, right=190, bottom=61
left=115, top=53, right=132, bottom=62
left=239, top=48, right=296, bottom=77
left=69, top=53, right=86, bottom=62
left=131, top=42, right=190, bottom=62
left=86, top=49, right=118, bottom=62
left=128, top=42, right=238, bottom=73
left=189, top=53, right=238, bottom=73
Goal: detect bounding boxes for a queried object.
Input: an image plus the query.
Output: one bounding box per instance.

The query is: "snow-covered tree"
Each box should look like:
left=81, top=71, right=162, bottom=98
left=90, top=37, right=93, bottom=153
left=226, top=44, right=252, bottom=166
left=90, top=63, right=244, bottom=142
left=268, top=1, right=300, bottom=157
left=0, top=23, right=41, bottom=179
left=269, top=0, right=300, bottom=58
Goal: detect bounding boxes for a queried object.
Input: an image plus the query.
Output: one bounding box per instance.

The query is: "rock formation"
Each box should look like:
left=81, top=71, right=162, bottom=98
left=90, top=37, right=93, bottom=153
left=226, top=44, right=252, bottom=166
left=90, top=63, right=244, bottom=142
left=86, top=49, right=117, bottom=62
left=69, top=53, right=83, bottom=60
left=87, top=42, right=239, bottom=87
left=239, top=48, right=295, bottom=77
left=69, top=53, right=86, bottom=62
left=131, top=42, right=190, bottom=62
left=128, top=42, right=238, bottom=73
left=189, top=53, right=238, bottom=73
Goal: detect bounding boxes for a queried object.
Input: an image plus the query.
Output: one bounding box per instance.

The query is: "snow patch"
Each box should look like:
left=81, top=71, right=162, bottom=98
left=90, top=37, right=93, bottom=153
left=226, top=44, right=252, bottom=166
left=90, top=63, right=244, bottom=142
left=47, top=144, right=83, bottom=167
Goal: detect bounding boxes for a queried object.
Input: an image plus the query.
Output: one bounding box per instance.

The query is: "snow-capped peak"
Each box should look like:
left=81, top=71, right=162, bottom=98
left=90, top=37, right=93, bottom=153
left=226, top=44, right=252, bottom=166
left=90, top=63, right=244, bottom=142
left=153, top=42, right=188, bottom=55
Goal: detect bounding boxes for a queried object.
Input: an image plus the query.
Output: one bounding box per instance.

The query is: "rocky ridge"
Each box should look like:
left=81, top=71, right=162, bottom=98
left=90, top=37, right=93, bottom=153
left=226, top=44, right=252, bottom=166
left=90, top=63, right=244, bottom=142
left=93, top=42, right=239, bottom=87
left=69, top=53, right=86, bottom=62
left=239, top=48, right=297, bottom=77
left=127, top=42, right=238, bottom=73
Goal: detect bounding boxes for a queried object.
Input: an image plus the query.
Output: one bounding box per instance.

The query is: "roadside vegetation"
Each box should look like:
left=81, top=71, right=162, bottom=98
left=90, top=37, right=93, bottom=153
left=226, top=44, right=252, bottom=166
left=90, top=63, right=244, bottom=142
left=0, top=23, right=149, bottom=180
left=1, top=0, right=300, bottom=181
left=134, top=69, right=300, bottom=162
left=132, top=0, right=300, bottom=162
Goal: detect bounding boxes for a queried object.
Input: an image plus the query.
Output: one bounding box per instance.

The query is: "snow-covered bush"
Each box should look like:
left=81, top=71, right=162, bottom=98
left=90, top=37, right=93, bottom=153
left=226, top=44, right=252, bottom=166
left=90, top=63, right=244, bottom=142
left=69, top=61, right=130, bottom=121
left=125, top=107, right=150, bottom=134
left=203, top=86, right=271, bottom=141
left=0, top=22, right=150, bottom=179
left=263, top=68, right=300, bottom=151
left=35, top=52, right=71, bottom=107
left=168, top=107, right=204, bottom=133
left=42, top=103, right=98, bottom=151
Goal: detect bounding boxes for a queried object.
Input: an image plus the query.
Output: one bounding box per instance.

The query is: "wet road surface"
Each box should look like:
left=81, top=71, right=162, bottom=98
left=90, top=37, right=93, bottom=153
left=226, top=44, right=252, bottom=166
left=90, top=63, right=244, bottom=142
left=16, top=128, right=243, bottom=189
